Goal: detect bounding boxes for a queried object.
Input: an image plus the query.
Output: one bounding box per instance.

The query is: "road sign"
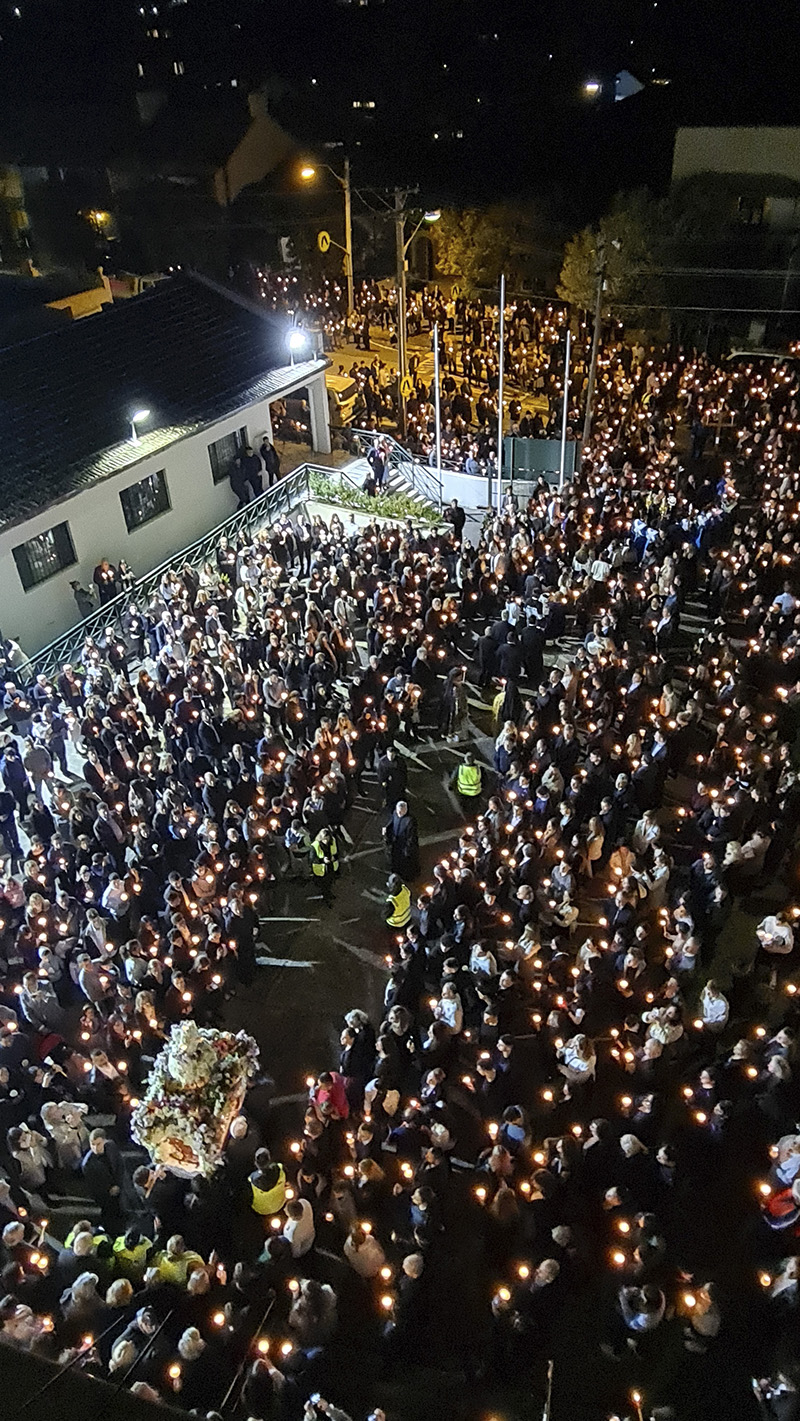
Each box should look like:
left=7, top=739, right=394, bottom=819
left=400, top=375, right=414, bottom=399
left=317, top=230, right=331, bottom=253
left=451, top=284, right=461, bottom=297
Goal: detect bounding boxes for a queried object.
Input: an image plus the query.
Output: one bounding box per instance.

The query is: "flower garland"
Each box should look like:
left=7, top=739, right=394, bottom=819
left=132, top=1025, right=260, bottom=1177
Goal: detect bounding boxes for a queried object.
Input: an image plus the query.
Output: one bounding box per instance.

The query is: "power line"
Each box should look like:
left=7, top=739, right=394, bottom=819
left=638, top=267, right=798, bottom=277
left=614, top=303, right=800, bottom=313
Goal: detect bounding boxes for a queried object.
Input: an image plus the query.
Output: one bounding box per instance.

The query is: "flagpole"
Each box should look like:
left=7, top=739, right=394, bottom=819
left=433, top=321, right=443, bottom=511
left=559, top=328, right=572, bottom=492
left=496, top=272, right=506, bottom=514
left=542, top=1358, right=554, bottom=1421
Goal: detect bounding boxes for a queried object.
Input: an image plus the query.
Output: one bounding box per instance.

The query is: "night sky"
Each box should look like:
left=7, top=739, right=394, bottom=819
left=0, top=0, right=798, bottom=209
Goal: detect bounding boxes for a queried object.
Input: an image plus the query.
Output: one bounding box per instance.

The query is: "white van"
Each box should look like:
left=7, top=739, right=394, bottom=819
left=326, top=373, right=359, bottom=427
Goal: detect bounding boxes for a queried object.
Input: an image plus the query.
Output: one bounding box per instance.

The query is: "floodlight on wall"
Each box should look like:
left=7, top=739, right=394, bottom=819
left=130, top=409, right=151, bottom=444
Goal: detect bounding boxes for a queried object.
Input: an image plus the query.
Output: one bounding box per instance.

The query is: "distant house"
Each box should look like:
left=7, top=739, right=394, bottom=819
left=0, top=89, right=301, bottom=277
left=670, top=127, right=800, bottom=345
left=672, top=127, right=800, bottom=227
left=0, top=271, right=330, bottom=650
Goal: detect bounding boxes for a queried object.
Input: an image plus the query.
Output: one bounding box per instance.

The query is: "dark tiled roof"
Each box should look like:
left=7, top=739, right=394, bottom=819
left=0, top=272, right=327, bottom=533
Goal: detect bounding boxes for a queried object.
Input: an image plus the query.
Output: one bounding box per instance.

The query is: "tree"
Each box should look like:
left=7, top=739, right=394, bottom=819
left=432, top=204, right=557, bottom=295
left=557, top=190, right=664, bottom=326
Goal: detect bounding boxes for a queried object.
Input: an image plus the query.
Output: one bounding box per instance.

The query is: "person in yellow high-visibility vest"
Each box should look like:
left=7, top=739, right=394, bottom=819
left=453, top=751, right=483, bottom=802
left=385, top=874, right=412, bottom=929
left=310, top=827, right=339, bottom=907
left=248, top=1148, right=287, bottom=1217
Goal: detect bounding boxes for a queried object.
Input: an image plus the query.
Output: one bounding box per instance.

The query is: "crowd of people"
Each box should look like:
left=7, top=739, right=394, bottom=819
left=255, top=268, right=581, bottom=471
left=0, top=331, right=800, bottom=1421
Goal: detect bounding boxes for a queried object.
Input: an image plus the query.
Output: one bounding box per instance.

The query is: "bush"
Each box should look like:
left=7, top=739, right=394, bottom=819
left=308, top=471, right=440, bottom=524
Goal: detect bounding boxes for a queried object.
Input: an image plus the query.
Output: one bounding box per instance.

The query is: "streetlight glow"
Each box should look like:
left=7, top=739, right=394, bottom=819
left=287, top=328, right=307, bottom=366
left=300, top=165, right=316, bottom=181
left=129, top=408, right=151, bottom=444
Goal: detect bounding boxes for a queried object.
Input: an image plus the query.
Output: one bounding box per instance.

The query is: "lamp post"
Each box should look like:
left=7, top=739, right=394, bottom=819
left=394, top=198, right=440, bottom=437
left=300, top=157, right=354, bottom=316
left=130, top=409, right=150, bottom=445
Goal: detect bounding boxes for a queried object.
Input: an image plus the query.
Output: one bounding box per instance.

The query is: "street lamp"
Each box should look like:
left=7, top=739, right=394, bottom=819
left=287, top=328, right=307, bottom=367
left=300, top=157, right=354, bottom=316
left=130, top=408, right=150, bottom=444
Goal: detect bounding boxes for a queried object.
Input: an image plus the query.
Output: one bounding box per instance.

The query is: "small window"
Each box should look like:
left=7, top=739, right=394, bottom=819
left=120, top=469, right=171, bottom=532
left=13, top=522, right=76, bottom=592
left=208, top=425, right=247, bottom=483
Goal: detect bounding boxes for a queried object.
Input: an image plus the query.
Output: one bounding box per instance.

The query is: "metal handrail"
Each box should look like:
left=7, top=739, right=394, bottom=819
left=26, top=466, right=312, bottom=681
left=349, top=427, right=443, bottom=510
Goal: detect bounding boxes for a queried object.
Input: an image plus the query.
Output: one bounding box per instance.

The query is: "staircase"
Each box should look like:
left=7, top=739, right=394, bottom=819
left=349, top=428, right=443, bottom=513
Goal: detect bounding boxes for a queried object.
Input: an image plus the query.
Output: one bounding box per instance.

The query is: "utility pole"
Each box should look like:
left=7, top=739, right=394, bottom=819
left=343, top=156, right=354, bottom=317
left=582, top=241, right=605, bottom=448
left=394, top=187, right=409, bottom=437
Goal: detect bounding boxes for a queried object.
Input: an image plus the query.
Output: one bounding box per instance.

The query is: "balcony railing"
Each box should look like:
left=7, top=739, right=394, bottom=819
left=26, top=465, right=316, bottom=682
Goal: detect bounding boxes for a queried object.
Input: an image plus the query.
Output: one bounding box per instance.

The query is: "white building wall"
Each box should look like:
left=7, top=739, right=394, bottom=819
left=672, top=127, right=800, bottom=185
left=0, top=377, right=323, bottom=655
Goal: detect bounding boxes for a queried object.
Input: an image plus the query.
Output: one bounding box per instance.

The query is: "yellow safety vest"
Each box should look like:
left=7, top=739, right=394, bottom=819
left=155, top=1249, right=205, bottom=1286
left=113, top=1237, right=152, bottom=1278
left=250, top=1164, right=287, bottom=1215
left=386, top=884, right=412, bottom=927
left=457, top=763, right=482, bottom=796
left=311, top=835, right=338, bottom=876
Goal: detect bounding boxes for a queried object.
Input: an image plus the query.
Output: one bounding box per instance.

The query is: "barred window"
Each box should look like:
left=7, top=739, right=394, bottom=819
left=13, top=522, right=77, bottom=592
left=120, top=469, right=171, bottom=531
left=208, top=426, right=247, bottom=484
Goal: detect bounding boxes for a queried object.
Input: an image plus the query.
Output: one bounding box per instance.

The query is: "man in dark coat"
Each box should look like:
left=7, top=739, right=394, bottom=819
left=444, top=499, right=466, bottom=540
left=383, top=800, right=420, bottom=882
left=520, top=613, right=545, bottom=684
left=259, top=437, right=281, bottom=487
left=378, top=744, right=407, bottom=807
left=224, top=894, right=258, bottom=985
left=496, top=630, right=523, bottom=682
left=81, top=1129, right=125, bottom=1229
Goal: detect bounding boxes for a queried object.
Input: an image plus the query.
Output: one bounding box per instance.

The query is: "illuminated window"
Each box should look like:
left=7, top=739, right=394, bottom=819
left=13, top=523, right=76, bottom=592
left=173, top=59, right=184, bottom=73
left=120, top=470, right=171, bottom=532
left=208, top=426, right=248, bottom=484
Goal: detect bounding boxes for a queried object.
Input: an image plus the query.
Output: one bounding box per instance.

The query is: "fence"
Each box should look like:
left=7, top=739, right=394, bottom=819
left=350, top=428, right=444, bottom=510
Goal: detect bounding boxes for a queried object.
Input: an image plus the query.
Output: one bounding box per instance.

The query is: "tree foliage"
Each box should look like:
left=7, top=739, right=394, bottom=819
left=432, top=205, right=551, bottom=294
left=557, top=190, right=664, bottom=323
